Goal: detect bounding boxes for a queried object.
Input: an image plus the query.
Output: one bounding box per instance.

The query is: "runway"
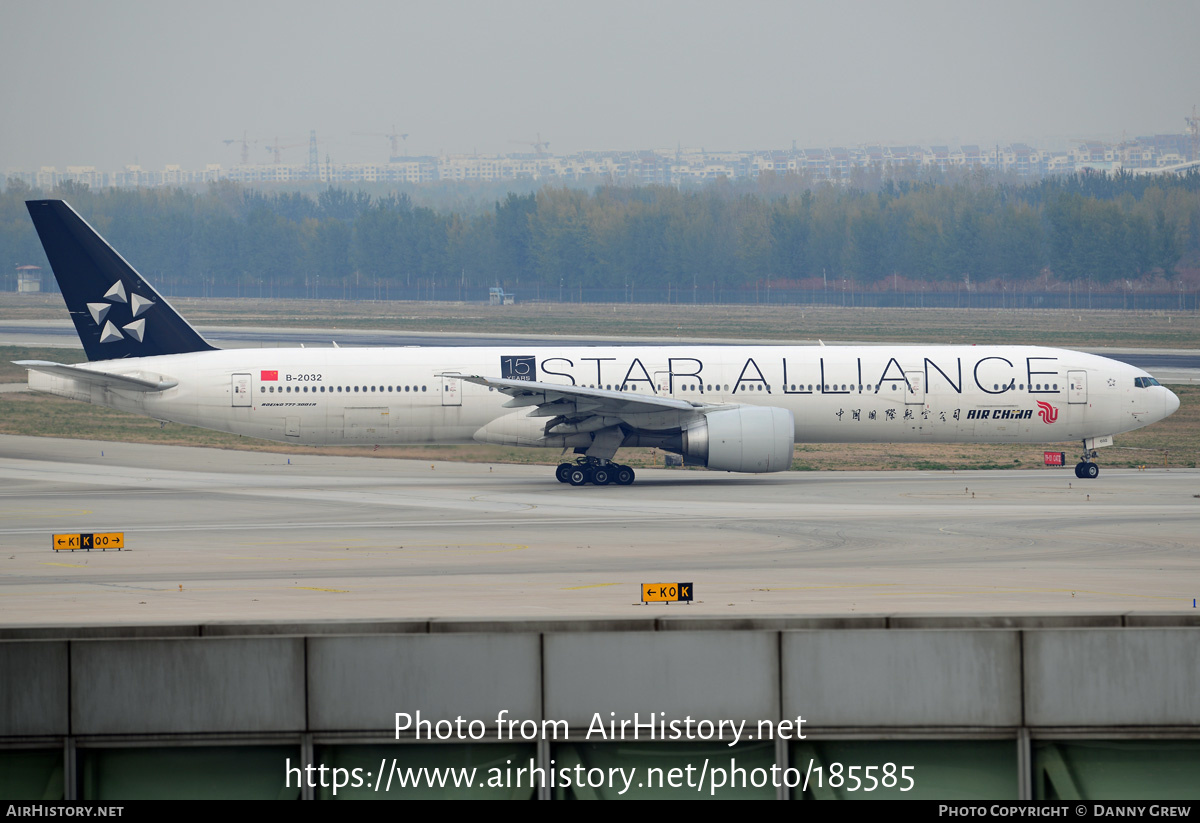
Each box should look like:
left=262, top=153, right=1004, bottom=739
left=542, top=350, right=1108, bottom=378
left=0, top=434, right=1195, bottom=627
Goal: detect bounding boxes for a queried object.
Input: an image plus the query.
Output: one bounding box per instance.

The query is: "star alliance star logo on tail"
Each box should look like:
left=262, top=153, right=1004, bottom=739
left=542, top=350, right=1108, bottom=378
left=1036, top=401, right=1058, bottom=424
left=87, top=279, right=155, bottom=344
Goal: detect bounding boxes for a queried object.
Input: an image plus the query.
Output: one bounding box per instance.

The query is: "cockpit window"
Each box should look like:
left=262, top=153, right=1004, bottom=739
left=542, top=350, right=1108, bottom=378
left=1134, top=377, right=1162, bottom=388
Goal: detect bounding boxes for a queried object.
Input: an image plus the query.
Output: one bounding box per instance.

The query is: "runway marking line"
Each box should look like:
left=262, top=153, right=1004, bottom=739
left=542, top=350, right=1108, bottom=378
left=41, top=562, right=86, bottom=568
left=754, top=584, right=1186, bottom=601
left=235, top=539, right=370, bottom=546
left=468, top=495, right=537, bottom=511
left=868, top=587, right=1188, bottom=601
left=363, top=543, right=529, bottom=554
left=229, top=542, right=528, bottom=555
left=755, top=584, right=900, bottom=591
left=292, top=586, right=349, bottom=593
left=0, top=508, right=93, bottom=519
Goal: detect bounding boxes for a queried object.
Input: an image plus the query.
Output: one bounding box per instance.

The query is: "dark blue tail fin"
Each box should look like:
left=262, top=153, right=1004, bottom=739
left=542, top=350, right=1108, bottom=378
left=25, top=200, right=216, bottom=361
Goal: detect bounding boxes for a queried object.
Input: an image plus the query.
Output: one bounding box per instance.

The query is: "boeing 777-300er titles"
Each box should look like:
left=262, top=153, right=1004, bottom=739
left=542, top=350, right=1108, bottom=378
left=18, top=200, right=1181, bottom=486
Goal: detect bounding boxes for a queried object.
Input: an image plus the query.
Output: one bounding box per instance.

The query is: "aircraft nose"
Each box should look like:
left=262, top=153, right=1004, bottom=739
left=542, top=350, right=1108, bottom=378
left=1164, top=388, right=1180, bottom=419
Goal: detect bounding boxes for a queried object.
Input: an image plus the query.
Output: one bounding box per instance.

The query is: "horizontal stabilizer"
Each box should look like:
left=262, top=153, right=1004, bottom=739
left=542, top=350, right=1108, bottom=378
left=15, top=360, right=178, bottom=392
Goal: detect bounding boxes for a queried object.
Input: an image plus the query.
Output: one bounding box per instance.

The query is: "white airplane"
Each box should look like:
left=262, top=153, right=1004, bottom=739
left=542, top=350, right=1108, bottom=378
left=18, top=199, right=1180, bottom=486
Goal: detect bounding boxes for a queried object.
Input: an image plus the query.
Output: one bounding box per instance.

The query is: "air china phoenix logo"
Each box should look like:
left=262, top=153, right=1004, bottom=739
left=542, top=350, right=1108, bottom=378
left=89, top=279, right=154, bottom=345
left=1036, top=401, right=1059, bottom=424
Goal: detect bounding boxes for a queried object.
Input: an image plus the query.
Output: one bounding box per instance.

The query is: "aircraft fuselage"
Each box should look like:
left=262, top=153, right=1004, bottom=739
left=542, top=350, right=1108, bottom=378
left=29, top=344, right=1177, bottom=449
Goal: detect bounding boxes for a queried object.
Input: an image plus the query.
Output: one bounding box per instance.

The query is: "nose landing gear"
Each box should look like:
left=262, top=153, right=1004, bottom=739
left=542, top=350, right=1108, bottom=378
left=1074, top=441, right=1100, bottom=479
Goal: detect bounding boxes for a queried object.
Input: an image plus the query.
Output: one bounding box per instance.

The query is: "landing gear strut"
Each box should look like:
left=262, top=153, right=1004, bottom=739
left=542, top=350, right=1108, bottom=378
left=1074, top=442, right=1100, bottom=479
left=555, top=457, right=636, bottom=486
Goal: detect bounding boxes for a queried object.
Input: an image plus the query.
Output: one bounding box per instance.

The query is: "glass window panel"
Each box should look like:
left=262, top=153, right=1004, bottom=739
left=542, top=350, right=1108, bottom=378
left=0, top=749, right=63, bottom=800
left=552, top=741, right=775, bottom=800
left=1033, top=741, right=1200, bottom=800
left=78, top=745, right=300, bottom=800
left=791, top=739, right=1018, bottom=800
left=315, top=742, right=536, bottom=799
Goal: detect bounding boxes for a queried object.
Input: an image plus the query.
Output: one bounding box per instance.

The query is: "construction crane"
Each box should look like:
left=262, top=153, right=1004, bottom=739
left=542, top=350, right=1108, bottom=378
left=353, top=126, right=409, bottom=160
left=509, top=133, right=550, bottom=157
left=263, top=137, right=305, bottom=164
left=222, top=131, right=258, bottom=165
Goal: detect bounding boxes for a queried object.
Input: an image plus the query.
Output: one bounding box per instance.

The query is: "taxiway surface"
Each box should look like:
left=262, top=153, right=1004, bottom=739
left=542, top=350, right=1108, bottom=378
left=0, top=434, right=1195, bottom=626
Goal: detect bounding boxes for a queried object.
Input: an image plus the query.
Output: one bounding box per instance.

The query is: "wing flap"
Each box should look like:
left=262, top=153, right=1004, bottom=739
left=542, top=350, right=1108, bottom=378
left=447, top=373, right=697, bottom=416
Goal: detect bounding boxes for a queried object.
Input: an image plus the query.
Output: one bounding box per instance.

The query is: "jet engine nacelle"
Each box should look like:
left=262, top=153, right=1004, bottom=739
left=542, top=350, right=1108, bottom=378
left=681, top=406, right=795, bottom=473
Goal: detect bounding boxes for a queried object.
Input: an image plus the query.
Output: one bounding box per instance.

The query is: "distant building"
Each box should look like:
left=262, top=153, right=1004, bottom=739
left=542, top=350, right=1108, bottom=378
left=7, top=128, right=1198, bottom=191
left=16, top=265, right=42, bottom=293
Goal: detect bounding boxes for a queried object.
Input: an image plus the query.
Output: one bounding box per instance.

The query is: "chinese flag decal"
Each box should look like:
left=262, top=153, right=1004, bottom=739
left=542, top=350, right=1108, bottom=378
left=261, top=370, right=278, bottom=381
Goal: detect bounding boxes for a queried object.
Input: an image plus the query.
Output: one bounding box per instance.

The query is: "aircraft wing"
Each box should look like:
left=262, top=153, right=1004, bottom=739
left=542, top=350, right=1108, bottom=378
left=451, top=374, right=696, bottom=413
left=15, top=360, right=178, bottom=392
left=445, top=372, right=717, bottom=436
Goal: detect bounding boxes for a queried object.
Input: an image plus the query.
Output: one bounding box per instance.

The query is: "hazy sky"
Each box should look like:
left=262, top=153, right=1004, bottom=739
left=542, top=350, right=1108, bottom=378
left=2, top=0, right=1198, bottom=171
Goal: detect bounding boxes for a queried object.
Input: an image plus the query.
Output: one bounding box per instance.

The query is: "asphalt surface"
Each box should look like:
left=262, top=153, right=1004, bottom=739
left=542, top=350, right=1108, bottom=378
left=1, top=435, right=1195, bottom=627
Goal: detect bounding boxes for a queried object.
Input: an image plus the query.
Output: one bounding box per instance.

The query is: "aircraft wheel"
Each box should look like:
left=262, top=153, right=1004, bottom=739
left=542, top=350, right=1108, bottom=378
left=556, top=463, right=573, bottom=483
left=1074, top=463, right=1086, bottom=479
left=614, top=465, right=636, bottom=486
left=592, top=466, right=613, bottom=485
left=568, top=467, right=591, bottom=486
left=1084, top=462, right=1099, bottom=479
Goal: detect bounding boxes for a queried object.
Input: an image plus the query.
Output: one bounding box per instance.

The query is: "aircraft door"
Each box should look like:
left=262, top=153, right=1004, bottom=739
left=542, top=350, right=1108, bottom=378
left=441, top=374, right=462, bottom=406
left=904, top=366, right=925, bottom=405
left=1068, top=370, right=1087, bottom=404
left=232, top=373, right=251, bottom=407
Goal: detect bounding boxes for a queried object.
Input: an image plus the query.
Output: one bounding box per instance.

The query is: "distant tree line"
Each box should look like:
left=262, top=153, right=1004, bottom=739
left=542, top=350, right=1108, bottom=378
left=2, top=170, right=1198, bottom=298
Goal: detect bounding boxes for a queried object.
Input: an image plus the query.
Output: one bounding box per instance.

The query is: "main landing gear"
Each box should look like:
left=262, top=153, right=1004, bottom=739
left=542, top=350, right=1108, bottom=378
left=555, top=458, right=636, bottom=486
left=1074, top=442, right=1100, bottom=479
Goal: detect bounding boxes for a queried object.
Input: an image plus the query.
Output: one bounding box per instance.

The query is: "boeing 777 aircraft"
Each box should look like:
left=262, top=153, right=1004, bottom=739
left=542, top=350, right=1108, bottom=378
left=18, top=200, right=1180, bottom=486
